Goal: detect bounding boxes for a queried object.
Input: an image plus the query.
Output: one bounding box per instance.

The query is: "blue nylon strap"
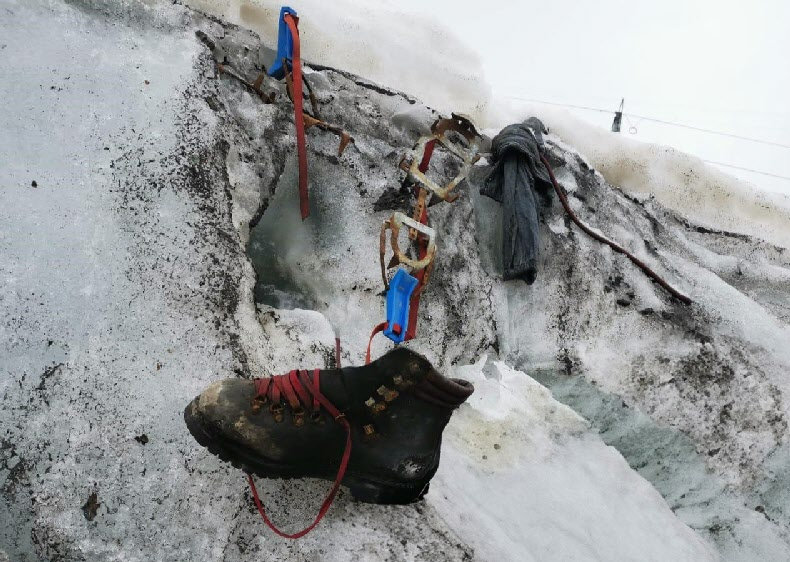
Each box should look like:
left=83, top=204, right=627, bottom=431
left=384, top=268, right=419, bottom=343
left=268, top=6, right=298, bottom=79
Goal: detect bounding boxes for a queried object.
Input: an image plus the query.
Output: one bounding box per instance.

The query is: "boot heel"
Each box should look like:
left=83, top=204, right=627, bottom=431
left=349, top=480, right=430, bottom=505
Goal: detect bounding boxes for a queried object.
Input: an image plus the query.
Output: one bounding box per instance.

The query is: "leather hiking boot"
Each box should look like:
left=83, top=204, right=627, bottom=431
left=184, top=347, right=473, bottom=505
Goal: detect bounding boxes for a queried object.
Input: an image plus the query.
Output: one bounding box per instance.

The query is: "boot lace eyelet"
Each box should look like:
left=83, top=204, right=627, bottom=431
left=250, top=395, right=268, bottom=414
left=377, top=385, right=399, bottom=402
left=270, top=403, right=284, bottom=423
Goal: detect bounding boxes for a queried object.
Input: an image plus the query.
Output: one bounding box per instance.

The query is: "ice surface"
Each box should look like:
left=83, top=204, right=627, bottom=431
left=537, top=369, right=790, bottom=561
left=434, top=358, right=716, bottom=561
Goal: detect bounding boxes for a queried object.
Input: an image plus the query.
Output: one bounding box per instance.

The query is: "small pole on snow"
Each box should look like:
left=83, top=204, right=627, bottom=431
left=611, top=98, right=624, bottom=133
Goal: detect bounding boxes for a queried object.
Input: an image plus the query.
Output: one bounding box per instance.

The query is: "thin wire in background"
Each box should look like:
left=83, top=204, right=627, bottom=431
left=505, top=96, right=790, bottom=181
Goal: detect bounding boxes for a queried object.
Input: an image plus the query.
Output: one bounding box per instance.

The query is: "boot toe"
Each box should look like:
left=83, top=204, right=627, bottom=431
left=185, top=378, right=289, bottom=467
left=185, top=378, right=256, bottom=442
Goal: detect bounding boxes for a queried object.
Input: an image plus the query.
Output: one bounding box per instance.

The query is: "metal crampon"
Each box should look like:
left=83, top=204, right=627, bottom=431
left=380, top=114, right=482, bottom=289
left=376, top=113, right=482, bottom=344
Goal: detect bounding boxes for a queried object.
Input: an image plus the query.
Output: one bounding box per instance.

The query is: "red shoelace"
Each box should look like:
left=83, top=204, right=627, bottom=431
left=247, top=368, right=351, bottom=539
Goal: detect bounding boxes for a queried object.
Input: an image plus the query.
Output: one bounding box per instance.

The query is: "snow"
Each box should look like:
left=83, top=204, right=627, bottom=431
left=434, top=359, right=716, bottom=561
left=3, top=0, right=790, bottom=561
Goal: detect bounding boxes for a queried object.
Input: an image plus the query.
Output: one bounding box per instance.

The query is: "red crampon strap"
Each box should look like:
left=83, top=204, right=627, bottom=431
left=283, top=14, right=309, bottom=220
left=404, top=139, right=437, bottom=341
left=366, top=321, right=389, bottom=365
left=417, top=139, right=436, bottom=175
left=405, top=244, right=429, bottom=341
left=247, top=368, right=352, bottom=538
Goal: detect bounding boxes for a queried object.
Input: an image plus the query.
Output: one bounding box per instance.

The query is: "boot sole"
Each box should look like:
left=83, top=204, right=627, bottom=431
left=184, top=400, right=433, bottom=505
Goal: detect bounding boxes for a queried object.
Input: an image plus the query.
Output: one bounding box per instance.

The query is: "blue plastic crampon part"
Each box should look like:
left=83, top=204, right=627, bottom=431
left=384, top=268, right=419, bottom=343
left=268, top=6, right=298, bottom=80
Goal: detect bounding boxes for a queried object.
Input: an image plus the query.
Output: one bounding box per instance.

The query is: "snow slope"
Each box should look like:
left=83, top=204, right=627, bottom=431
left=2, top=0, right=790, bottom=561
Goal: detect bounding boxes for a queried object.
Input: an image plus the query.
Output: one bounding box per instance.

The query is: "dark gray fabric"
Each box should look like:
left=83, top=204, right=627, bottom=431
left=611, top=111, right=623, bottom=132
left=481, top=118, right=552, bottom=284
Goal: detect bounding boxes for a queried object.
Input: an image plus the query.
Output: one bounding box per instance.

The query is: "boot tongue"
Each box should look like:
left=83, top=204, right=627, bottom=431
left=316, top=348, right=423, bottom=412
left=319, top=363, right=392, bottom=412
left=373, top=348, right=475, bottom=408
left=318, top=347, right=474, bottom=413
left=312, top=368, right=352, bottom=412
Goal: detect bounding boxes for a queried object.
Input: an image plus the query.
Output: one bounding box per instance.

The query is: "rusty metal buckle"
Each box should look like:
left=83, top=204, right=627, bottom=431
left=270, top=403, right=284, bottom=423
left=379, top=212, right=437, bottom=289
left=292, top=407, right=306, bottom=427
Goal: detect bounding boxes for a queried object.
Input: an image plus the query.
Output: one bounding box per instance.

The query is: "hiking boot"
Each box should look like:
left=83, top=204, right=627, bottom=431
left=184, top=347, right=473, bottom=505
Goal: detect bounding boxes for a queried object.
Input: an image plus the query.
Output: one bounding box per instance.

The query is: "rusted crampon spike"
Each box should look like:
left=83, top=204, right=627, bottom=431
left=284, top=66, right=320, bottom=118
left=252, top=72, right=265, bottom=91
left=432, top=113, right=481, bottom=141
left=303, top=114, right=354, bottom=156
left=379, top=212, right=437, bottom=290
left=217, top=63, right=277, bottom=103
left=302, top=73, right=321, bottom=119
left=283, top=66, right=352, bottom=156
left=399, top=113, right=483, bottom=204
left=219, top=59, right=354, bottom=157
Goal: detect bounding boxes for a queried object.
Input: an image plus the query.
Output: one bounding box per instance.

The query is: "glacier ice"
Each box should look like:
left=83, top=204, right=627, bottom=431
left=2, top=1, right=790, bottom=561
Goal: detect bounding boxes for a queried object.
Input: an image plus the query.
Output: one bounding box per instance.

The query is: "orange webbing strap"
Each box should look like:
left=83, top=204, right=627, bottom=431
left=417, top=139, right=436, bottom=178
left=283, top=14, right=309, bottom=220
left=248, top=369, right=351, bottom=539
left=404, top=139, right=436, bottom=341
left=366, top=322, right=389, bottom=364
